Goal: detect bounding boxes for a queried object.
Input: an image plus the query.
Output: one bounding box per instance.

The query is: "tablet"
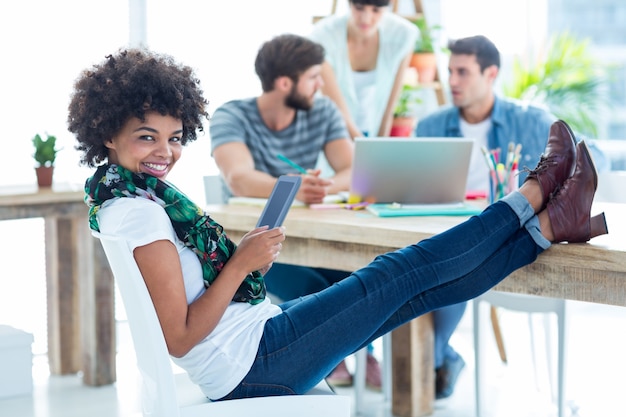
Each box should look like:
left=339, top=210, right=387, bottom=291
left=256, top=175, right=302, bottom=228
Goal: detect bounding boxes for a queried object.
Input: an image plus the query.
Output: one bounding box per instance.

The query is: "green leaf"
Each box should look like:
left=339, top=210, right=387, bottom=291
left=394, top=84, right=423, bottom=117
left=413, top=16, right=442, bottom=53
left=502, top=31, right=609, bottom=137
left=32, top=133, right=59, bottom=167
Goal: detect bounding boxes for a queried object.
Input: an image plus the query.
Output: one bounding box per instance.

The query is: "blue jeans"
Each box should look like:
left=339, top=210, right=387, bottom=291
left=220, top=192, right=548, bottom=399
left=264, top=264, right=376, bottom=355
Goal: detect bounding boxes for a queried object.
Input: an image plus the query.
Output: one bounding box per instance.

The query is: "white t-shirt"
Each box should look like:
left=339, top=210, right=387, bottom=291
left=310, top=12, right=418, bottom=136
left=460, top=118, right=492, bottom=192
left=96, top=197, right=281, bottom=400
left=352, top=69, right=377, bottom=135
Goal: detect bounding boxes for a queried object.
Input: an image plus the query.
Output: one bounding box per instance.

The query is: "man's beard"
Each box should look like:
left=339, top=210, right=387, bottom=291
left=285, top=85, right=313, bottom=111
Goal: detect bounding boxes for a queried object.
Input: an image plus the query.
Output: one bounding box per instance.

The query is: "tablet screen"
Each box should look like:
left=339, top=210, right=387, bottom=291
left=256, top=175, right=301, bottom=228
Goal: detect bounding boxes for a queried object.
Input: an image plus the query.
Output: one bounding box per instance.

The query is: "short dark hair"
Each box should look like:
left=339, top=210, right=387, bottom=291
left=68, top=48, right=209, bottom=167
left=448, top=35, right=501, bottom=72
left=349, top=0, right=391, bottom=6
left=254, top=34, right=325, bottom=92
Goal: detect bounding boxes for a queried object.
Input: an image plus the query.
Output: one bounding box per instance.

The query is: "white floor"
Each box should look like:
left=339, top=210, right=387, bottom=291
left=1, top=218, right=626, bottom=417
left=2, top=299, right=626, bottom=417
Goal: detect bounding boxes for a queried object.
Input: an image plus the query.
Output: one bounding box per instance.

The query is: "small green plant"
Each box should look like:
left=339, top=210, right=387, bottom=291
left=32, top=133, right=60, bottom=167
left=413, top=16, right=442, bottom=53
left=394, top=84, right=422, bottom=117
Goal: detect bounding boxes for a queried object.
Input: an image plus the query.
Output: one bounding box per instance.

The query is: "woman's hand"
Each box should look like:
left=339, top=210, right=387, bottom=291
left=232, top=226, right=286, bottom=276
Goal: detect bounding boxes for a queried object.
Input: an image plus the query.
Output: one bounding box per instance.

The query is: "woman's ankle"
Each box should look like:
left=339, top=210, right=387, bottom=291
left=537, top=211, right=554, bottom=243
left=519, top=179, right=543, bottom=213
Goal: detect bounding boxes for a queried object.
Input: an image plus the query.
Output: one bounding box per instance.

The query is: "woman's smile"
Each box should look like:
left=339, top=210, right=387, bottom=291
left=105, top=112, right=183, bottom=179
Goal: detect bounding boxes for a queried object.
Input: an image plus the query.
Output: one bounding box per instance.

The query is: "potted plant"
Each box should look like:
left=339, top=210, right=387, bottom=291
left=391, top=69, right=422, bottom=137
left=32, top=133, right=60, bottom=187
left=410, top=16, right=442, bottom=83
left=502, top=31, right=609, bottom=137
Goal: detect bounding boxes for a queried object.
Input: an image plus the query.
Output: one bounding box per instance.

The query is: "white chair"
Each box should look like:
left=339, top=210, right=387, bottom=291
left=203, top=174, right=226, bottom=205
left=92, top=231, right=350, bottom=417
left=473, top=291, right=566, bottom=417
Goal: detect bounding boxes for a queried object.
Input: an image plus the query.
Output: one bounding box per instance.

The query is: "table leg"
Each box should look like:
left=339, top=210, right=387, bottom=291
left=392, top=313, right=434, bottom=417
left=45, top=217, right=81, bottom=375
left=45, top=216, right=116, bottom=386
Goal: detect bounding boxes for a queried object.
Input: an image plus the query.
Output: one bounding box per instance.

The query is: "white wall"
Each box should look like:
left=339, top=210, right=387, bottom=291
left=0, top=0, right=330, bottom=202
left=0, top=1, right=128, bottom=189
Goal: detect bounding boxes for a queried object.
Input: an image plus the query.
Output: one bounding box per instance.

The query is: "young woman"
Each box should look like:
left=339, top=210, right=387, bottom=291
left=70, top=48, right=607, bottom=402
left=310, top=0, right=418, bottom=139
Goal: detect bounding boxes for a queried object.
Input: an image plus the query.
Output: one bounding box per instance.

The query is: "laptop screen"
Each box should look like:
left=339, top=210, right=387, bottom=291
left=349, top=137, right=474, bottom=204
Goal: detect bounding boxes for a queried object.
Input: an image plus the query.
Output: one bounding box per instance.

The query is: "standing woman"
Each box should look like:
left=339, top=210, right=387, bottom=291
left=310, top=0, right=418, bottom=139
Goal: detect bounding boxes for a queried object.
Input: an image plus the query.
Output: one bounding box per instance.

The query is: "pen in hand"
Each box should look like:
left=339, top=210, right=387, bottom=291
left=277, top=153, right=308, bottom=174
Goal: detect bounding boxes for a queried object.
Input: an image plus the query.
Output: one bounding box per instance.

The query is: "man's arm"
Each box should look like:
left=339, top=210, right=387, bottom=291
left=213, top=142, right=278, bottom=198
left=214, top=142, right=337, bottom=204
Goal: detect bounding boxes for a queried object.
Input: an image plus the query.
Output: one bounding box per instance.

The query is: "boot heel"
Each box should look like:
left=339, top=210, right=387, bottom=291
left=590, top=212, right=608, bottom=239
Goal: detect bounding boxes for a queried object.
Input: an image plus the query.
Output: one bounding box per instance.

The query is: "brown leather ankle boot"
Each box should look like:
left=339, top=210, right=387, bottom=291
left=547, top=140, right=608, bottom=243
left=524, top=120, right=577, bottom=211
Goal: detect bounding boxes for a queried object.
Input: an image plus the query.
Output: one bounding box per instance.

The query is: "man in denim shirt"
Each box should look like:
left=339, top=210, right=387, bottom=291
left=415, top=35, right=606, bottom=400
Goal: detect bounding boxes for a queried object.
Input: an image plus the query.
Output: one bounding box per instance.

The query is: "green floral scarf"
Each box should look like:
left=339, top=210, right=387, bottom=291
left=84, top=164, right=266, bottom=304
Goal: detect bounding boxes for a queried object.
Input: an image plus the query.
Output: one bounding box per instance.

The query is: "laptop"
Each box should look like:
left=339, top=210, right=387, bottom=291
left=349, top=137, right=474, bottom=205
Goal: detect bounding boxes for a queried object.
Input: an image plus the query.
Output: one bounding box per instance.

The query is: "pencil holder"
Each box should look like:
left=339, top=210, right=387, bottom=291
left=482, top=143, right=522, bottom=204
left=489, top=168, right=519, bottom=204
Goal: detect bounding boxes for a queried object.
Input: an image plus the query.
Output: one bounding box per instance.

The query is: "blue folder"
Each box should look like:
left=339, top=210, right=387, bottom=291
left=367, top=202, right=483, bottom=217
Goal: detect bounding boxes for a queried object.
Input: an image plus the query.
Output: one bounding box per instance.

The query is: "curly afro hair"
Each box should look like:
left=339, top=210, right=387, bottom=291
left=68, top=48, right=209, bottom=167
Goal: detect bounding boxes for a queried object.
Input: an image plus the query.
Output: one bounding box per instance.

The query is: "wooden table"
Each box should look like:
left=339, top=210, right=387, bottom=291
left=206, top=202, right=626, bottom=417
left=0, top=184, right=115, bottom=386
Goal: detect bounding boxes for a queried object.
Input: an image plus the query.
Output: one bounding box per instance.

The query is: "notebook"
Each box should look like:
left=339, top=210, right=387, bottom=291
left=366, top=202, right=483, bottom=217
left=349, top=136, right=474, bottom=205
